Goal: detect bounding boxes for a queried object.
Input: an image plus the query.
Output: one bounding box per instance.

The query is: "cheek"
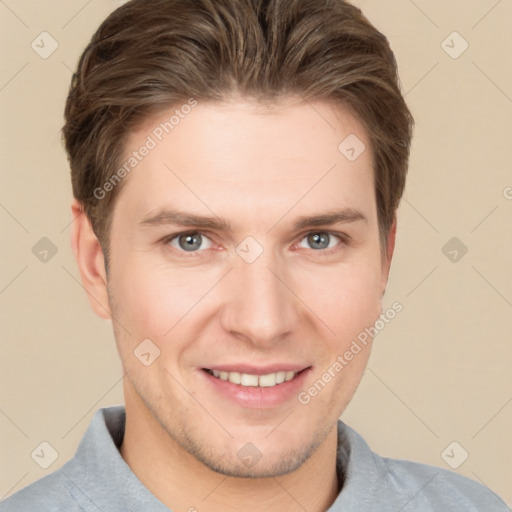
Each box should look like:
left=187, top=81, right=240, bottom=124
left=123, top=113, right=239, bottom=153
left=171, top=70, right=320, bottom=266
left=296, top=259, right=383, bottom=338
left=112, top=257, right=220, bottom=338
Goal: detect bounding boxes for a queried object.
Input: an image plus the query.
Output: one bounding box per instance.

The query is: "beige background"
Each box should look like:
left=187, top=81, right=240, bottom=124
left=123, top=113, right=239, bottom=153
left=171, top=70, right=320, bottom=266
left=1, top=0, right=511, bottom=506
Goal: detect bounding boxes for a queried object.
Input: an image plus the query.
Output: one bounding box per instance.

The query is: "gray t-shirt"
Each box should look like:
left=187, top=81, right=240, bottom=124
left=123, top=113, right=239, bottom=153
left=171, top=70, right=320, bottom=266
left=0, top=405, right=507, bottom=511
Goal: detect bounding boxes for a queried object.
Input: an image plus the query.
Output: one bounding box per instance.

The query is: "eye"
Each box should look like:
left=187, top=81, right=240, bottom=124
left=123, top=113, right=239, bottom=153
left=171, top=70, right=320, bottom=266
left=296, top=231, right=344, bottom=253
left=166, top=231, right=214, bottom=253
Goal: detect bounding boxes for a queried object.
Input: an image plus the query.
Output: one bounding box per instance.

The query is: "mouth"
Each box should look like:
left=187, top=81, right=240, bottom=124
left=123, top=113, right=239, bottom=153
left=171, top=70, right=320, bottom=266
left=202, top=367, right=309, bottom=388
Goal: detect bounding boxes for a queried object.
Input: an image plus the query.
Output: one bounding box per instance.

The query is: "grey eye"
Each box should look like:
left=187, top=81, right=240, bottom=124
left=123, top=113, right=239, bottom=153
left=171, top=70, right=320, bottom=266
left=169, top=232, right=213, bottom=252
left=298, top=232, right=340, bottom=251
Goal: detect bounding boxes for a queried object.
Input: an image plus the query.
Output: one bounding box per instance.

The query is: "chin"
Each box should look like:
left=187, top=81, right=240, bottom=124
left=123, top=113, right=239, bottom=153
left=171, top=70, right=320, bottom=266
left=197, top=446, right=312, bottom=479
left=176, top=419, right=333, bottom=480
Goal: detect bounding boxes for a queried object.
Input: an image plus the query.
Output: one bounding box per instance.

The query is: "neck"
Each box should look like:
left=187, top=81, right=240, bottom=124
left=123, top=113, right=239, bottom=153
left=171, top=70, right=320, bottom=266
left=120, top=390, right=341, bottom=512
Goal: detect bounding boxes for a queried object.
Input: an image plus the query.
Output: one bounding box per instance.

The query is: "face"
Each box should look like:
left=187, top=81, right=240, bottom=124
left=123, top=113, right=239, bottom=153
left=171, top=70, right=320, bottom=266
left=104, top=96, right=393, bottom=477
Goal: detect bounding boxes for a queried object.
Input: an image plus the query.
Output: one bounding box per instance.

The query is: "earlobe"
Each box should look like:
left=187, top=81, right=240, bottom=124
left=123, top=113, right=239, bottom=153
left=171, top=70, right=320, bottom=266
left=70, top=200, right=111, bottom=319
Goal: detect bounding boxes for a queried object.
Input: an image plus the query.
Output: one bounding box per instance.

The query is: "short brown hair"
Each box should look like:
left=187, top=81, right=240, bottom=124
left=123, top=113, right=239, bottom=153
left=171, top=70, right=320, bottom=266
left=63, top=0, right=414, bottom=259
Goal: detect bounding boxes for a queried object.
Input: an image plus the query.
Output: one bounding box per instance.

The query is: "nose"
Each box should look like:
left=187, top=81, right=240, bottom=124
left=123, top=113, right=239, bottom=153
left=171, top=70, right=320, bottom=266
left=219, top=247, right=298, bottom=348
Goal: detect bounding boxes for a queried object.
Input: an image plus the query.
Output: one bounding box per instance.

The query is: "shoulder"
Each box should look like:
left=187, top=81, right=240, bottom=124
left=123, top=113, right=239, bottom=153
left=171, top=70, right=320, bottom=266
left=338, top=422, right=508, bottom=511
left=0, top=465, right=83, bottom=512
left=378, top=455, right=509, bottom=511
left=0, top=406, right=133, bottom=512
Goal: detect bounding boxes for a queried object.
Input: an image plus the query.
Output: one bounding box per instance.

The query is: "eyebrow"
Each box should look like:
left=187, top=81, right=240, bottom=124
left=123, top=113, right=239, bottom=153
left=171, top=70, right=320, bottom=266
left=140, top=207, right=367, bottom=232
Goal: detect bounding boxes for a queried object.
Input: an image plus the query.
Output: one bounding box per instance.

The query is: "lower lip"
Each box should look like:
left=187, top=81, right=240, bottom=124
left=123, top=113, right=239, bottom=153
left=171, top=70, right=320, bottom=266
left=200, top=368, right=312, bottom=409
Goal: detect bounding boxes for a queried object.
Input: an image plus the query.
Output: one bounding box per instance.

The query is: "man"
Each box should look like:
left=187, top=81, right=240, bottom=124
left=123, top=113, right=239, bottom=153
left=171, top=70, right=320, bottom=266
left=1, top=0, right=508, bottom=510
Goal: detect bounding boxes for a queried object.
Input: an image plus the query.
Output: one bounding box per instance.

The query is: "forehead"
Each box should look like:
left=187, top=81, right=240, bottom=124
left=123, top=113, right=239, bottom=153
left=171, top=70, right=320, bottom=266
left=115, top=97, right=375, bottom=226
left=129, top=96, right=370, bottom=164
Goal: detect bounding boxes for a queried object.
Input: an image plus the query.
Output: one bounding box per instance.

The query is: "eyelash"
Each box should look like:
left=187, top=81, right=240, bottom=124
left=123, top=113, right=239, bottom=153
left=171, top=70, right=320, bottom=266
left=161, top=230, right=350, bottom=258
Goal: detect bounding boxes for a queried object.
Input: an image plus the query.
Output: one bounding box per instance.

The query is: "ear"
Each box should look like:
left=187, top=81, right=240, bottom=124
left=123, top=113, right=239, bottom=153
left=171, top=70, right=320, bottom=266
left=70, top=199, right=111, bottom=319
left=380, top=216, right=397, bottom=297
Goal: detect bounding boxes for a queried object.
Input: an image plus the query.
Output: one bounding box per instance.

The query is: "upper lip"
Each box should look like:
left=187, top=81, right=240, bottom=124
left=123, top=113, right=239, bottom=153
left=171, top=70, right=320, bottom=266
left=203, top=364, right=311, bottom=375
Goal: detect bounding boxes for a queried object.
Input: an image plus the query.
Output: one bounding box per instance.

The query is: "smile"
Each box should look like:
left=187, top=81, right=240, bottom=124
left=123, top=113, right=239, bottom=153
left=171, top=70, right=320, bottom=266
left=204, top=369, right=300, bottom=388
left=200, top=366, right=312, bottom=408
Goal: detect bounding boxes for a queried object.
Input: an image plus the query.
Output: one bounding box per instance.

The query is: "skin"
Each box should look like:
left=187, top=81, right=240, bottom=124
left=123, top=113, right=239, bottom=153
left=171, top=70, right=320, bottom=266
left=71, top=95, right=396, bottom=512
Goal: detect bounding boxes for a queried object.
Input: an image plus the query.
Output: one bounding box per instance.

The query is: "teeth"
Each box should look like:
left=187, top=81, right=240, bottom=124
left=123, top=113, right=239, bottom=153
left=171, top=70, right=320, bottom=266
left=241, top=373, right=259, bottom=386
left=258, top=373, right=276, bottom=387
left=228, top=372, right=241, bottom=384
left=209, top=369, right=298, bottom=387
